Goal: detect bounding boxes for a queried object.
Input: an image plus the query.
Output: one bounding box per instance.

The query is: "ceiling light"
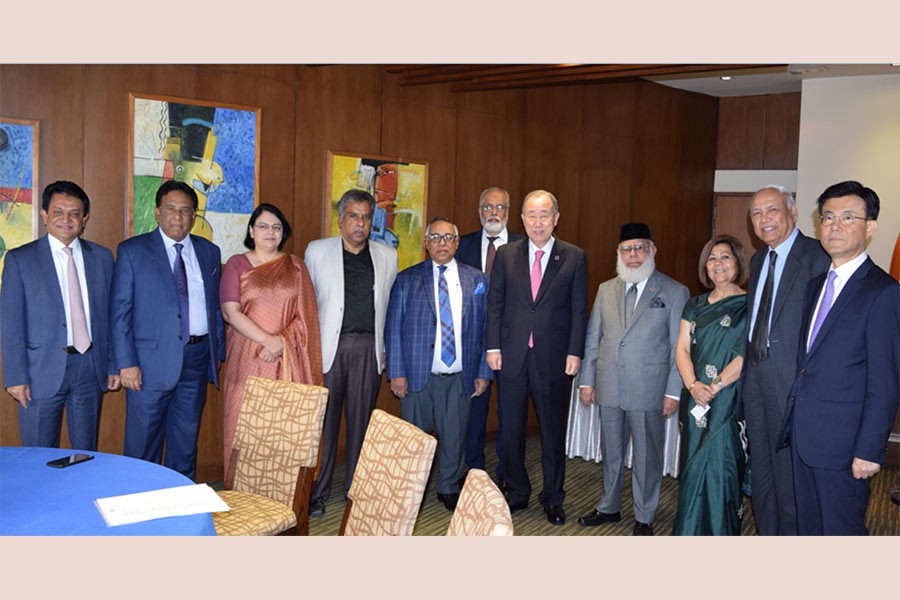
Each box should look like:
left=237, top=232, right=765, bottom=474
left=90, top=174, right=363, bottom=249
left=720, top=76, right=732, bottom=81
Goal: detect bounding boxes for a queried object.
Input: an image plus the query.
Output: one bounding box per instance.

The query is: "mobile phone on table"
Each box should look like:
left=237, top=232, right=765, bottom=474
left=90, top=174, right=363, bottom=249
left=46, top=453, right=94, bottom=468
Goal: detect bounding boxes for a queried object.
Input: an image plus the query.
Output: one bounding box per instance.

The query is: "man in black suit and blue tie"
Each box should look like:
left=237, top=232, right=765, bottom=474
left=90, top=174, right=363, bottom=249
left=110, top=180, right=225, bottom=480
left=455, top=186, right=525, bottom=489
left=780, top=181, right=898, bottom=535
left=2, top=181, right=118, bottom=450
left=386, top=217, right=492, bottom=511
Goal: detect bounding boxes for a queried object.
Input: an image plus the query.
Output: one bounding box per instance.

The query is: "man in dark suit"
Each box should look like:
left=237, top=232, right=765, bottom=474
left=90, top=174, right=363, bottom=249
left=2, top=181, right=118, bottom=450
left=110, top=180, right=225, bottom=480
left=386, top=217, right=492, bottom=511
left=455, top=186, right=525, bottom=488
left=741, top=184, right=829, bottom=535
left=486, top=189, right=588, bottom=525
left=780, top=180, right=898, bottom=535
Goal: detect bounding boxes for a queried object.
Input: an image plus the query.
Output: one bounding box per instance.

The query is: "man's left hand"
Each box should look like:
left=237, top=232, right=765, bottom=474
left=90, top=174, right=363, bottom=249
left=474, top=378, right=489, bottom=396
left=107, top=375, right=121, bottom=391
left=662, top=396, right=678, bottom=417
left=565, top=355, right=581, bottom=376
left=852, top=457, right=881, bottom=479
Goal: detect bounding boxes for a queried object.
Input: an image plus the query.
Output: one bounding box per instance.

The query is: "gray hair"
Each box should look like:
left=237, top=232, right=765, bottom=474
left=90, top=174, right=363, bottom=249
left=425, top=216, right=459, bottom=236
left=754, top=184, right=795, bottom=209
left=337, top=189, right=376, bottom=217
left=479, top=186, right=510, bottom=206
left=522, top=189, right=559, bottom=214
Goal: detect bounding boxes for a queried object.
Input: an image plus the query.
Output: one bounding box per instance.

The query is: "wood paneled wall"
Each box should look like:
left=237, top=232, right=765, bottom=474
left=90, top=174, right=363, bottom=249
left=716, top=92, right=801, bottom=170
left=0, top=65, right=717, bottom=481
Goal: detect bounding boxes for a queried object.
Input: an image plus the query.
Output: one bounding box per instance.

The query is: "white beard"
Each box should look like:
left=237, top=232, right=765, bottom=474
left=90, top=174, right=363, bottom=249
left=481, top=217, right=506, bottom=235
left=616, top=253, right=656, bottom=284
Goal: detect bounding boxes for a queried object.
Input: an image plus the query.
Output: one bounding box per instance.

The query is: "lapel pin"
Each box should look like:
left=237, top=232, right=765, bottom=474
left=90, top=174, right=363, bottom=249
left=554, top=255, right=560, bottom=261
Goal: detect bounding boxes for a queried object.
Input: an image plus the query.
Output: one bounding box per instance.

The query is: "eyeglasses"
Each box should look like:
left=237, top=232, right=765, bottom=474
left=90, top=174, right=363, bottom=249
left=618, top=243, right=650, bottom=255
left=819, top=213, right=867, bottom=227
left=425, top=233, right=459, bottom=244
left=481, top=204, right=509, bottom=213
left=254, top=222, right=284, bottom=232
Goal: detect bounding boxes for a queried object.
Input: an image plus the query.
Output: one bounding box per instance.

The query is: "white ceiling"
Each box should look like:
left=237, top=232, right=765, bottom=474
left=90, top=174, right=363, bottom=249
left=645, top=64, right=900, bottom=97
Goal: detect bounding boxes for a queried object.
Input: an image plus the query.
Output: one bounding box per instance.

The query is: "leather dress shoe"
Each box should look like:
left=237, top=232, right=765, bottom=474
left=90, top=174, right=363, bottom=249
left=309, top=499, right=325, bottom=517
left=437, top=492, right=459, bottom=512
left=577, top=509, right=621, bottom=527
left=544, top=505, right=566, bottom=525
left=633, top=521, right=654, bottom=536
left=506, top=498, right=528, bottom=513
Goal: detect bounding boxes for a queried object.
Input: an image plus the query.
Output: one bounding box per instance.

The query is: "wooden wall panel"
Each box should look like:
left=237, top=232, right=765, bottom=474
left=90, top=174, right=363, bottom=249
left=763, top=92, right=801, bottom=169
left=716, top=95, right=767, bottom=169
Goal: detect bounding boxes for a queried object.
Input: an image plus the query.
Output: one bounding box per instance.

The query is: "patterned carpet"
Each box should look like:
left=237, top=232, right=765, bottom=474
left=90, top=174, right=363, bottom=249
left=300, top=435, right=899, bottom=536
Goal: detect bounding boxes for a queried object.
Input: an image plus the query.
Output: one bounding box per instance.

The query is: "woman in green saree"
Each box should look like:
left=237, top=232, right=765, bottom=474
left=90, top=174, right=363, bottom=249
left=673, top=234, right=749, bottom=535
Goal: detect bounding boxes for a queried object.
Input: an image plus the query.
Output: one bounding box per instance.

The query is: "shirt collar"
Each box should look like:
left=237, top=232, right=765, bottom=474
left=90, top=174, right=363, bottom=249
left=433, top=258, right=457, bottom=273
left=47, top=234, right=82, bottom=254
left=483, top=228, right=508, bottom=243
left=528, top=236, right=555, bottom=256
left=830, top=251, right=868, bottom=283
left=770, top=226, right=799, bottom=256
left=159, top=228, right=193, bottom=251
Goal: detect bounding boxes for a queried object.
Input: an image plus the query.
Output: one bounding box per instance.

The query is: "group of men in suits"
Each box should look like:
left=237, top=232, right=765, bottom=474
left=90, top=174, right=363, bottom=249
left=2, top=180, right=224, bottom=480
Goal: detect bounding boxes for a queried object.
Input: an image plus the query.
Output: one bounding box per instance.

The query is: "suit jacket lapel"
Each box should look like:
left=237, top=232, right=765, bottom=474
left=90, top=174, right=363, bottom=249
left=615, top=278, right=627, bottom=328
left=534, top=240, right=564, bottom=306
left=38, top=236, right=66, bottom=315
left=421, top=260, right=437, bottom=318
left=458, top=264, right=474, bottom=320
left=513, top=241, right=532, bottom=304
left=151, top=229, right=178, bottom=305
left=771, top=236, right=805, bottom=325
left=806, top=259, right=871, bottom=358
left=625, top=271, right=660, bottom=335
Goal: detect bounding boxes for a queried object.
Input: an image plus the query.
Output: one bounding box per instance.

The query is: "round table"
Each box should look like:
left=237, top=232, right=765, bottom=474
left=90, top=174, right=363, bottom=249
left=0, top=447, right=216, bottom=535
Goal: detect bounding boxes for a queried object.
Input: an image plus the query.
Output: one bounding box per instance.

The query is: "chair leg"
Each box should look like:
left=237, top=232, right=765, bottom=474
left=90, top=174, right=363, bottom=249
left=338, top=498, right=354, bottom=536
left=291, top=467, right=314, bottom=536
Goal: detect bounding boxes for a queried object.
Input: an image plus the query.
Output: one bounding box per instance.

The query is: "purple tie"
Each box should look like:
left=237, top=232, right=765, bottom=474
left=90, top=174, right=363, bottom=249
left=529, top=250, right=544, bottom=348
left=173, top=243, right=190, bottom=343
left=807, top=270, right=837, bottom=350
left=62, top=247, right=91, bottom=353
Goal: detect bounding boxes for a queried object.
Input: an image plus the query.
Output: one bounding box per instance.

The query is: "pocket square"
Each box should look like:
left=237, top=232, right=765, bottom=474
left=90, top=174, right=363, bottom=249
left=649, top=297, right=665, bottom=308
left=474, top=281, right=486, bottom=295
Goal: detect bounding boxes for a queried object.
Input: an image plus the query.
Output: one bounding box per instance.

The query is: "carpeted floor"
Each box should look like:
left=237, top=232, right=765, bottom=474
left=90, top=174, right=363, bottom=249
left=297, top=434, right=900, bottom=536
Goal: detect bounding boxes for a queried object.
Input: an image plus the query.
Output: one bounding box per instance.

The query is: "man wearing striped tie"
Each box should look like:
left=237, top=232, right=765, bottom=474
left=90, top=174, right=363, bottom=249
left=386, top=217, right=492, bottom=511
left=778, top=181, right=898, bottom=535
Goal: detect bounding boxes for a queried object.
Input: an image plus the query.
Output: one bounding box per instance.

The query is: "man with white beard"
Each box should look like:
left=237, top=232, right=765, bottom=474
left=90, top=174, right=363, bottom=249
left=575, top=223, right=688, bottom=535
left=456, top=187, right=525, bottom=488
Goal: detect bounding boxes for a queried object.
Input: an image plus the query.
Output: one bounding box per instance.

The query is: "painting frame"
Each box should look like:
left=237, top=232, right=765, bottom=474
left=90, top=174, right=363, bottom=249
left=128, top=92, right=261, bottom=262
left=324, top=149, right=429, bottom=271
left=0, top=116, right=40, bottom=266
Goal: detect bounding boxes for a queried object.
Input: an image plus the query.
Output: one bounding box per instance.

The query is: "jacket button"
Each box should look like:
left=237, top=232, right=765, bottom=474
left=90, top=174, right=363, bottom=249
left=801, top=369, right=807, bottom=375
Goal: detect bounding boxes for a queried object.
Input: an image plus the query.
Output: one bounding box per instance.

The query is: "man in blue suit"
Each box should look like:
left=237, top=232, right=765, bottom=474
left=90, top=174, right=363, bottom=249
left=780, top=181, right=899, bottom=535
left=111, top=180, right=225, bottom=480
left=386, top=217, right=492, bottom=511
left=2, top=181, right=118, bottom=450
left=455, top=186, right=525, bottom=489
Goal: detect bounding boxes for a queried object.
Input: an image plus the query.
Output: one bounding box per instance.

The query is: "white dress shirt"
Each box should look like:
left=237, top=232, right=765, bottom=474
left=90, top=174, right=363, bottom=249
left=159, top=230, right=209, bottom=336
left=480, top=227, right=511, bottom=271
left=431, top=259, right=464, bottom=374
left=47, top=235, right=93, bottom=346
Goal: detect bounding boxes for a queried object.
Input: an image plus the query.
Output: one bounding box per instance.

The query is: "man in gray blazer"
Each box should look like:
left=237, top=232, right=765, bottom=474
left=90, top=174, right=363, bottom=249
left=741, top=185, right=828, bottom=535
left=304, top=189, right=398, bottom=517
left=576, top=223, right=688, bottom=535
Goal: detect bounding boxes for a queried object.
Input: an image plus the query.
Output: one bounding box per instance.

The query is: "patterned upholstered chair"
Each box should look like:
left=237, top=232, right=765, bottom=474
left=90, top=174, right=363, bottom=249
left=447, top=468, right=514, bottom=536
left=212, top=376, right=328, bottom=536
left=339, top=409, right=437, bottom=536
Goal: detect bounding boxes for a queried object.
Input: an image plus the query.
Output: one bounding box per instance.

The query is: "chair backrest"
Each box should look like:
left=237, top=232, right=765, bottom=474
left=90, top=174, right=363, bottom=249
left=232, top=376, right=328, bottom=507
left=447, top=469, right=514, bottom=536
left=342, top=409, right=437, bottom=536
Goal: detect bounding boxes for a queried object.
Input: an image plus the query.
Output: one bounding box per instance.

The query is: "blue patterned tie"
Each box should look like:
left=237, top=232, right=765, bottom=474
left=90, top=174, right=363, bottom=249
left=438, top=265, right=456, bottom=367
left=173, top=243, right=190, bottom=343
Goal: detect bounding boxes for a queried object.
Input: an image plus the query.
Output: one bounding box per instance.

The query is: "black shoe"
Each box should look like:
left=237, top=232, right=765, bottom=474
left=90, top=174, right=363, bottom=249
left=506, top=498, right=528, bottom=513
left=544, top=505, right=566, bottom=525
left=633, top=521, right=654, bottom=536
left=496, top=478, right=507, bottom=493
left=437, top=492, right=459, bottom=512
left=577, top=509, right=622, bottom=527
left=458, top=469, right=469, bottom=487
left=309, top=499, right=325, bottom=517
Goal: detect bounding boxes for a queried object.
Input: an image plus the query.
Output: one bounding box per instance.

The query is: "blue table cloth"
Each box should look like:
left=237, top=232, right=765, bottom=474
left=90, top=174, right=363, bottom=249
left=0, top=447, right=216, bottom=536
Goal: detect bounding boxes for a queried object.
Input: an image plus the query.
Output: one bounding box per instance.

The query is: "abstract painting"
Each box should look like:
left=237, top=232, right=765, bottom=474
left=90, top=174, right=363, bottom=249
left=0, top=116, right=39, bottom=288
left=325, top=150, right=428, bottom=271
left=129, top=93, right=260, bottom=261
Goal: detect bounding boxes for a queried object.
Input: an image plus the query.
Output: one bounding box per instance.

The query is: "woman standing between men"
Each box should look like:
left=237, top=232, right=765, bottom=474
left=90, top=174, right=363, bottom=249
left=673, top=234, right=749, bottom=535
left=219, top=203, right=323, bottom=473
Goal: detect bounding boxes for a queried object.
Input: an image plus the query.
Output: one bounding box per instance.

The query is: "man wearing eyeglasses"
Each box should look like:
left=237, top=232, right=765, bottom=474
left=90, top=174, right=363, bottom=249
left=385, top=217, right=491, bottom=511
left=486, top=190, right=588, bottom=525
left=778, top=181, right=898, bottom=535
left=575, top=223, right=688, bottom=535
left=456, top=187, right=525, bottom=491
left=741, top=185, right=829, bottom=535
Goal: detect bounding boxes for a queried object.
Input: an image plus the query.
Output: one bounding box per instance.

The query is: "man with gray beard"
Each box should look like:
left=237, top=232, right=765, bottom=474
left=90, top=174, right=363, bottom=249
left=575, top=223, right=688, bottom=535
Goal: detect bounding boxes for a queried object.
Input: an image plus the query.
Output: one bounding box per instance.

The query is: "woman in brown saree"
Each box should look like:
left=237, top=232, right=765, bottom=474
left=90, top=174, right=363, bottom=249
left=219, top=203, right=323, bottom=473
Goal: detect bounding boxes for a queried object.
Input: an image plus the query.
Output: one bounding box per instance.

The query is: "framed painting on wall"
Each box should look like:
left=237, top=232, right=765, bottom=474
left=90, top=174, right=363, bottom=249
left=129, top=93, right=260, bottom=262
left=324, top=150, right=429, bottom=271
left=0, top=116, right=39, bottom=285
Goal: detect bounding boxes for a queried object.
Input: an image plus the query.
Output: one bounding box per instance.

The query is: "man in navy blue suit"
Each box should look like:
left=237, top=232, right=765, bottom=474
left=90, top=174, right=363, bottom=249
left=111, top=180, right=225, bottom=480
left=780, top=180, right=899, bottom=535
left=2, top=181, right=118, bottom=450
left=455, top=186, right=525, bottom=489
left=386, top=217, right=492, bottom=511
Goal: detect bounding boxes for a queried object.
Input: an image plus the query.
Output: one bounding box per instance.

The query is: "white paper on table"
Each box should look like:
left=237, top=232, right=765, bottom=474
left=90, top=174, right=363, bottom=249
left=94, top=483, right=231, bottom=527
left=690, top=404, right=710, bottom=421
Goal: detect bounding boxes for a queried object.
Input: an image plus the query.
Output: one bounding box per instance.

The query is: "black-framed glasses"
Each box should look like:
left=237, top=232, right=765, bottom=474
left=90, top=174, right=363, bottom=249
left=425, top=233, right=459, bottom=244
left=480, top=204, right=509, bottom=213
left=819, top=213, right=867, bottom=227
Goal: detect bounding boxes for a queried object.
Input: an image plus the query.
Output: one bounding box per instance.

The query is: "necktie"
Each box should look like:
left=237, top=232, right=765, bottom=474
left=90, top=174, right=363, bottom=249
left=438, top=265, right=456, bottom=367
left=750, top=250, right=777, bottom=364
left=485, top=236, right=498, bottom=275
left=529, top=250, right=544, bottom=348
left=173, top=243, right=190, bottom=343
left=624, top=283, right=637, bottom=326
left=807, top=270, right=837, bottom=350
left=62, top=247, right=91, bottom=353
